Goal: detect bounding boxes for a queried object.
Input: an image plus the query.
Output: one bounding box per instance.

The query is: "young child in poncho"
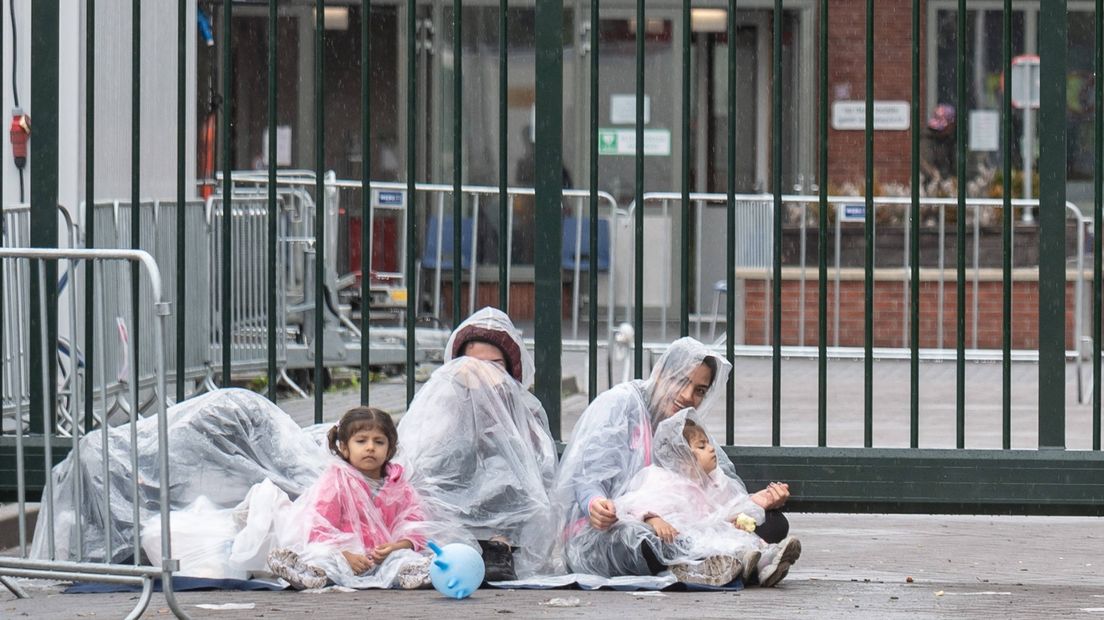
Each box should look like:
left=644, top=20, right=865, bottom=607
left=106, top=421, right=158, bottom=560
left=614, top=411, right=802, bottom=586
left=263, top=407, right=433, bottom=589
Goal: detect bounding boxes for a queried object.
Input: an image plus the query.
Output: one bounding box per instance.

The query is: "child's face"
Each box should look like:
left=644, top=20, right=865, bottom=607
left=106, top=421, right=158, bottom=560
left=339, top=428, right=390, bottom=478
left=687, top=431, right=717, bottom=474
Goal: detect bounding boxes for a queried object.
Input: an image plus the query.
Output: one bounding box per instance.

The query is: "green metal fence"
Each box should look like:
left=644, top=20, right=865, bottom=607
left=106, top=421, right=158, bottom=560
left=2, top=0, right=1103, bottom=515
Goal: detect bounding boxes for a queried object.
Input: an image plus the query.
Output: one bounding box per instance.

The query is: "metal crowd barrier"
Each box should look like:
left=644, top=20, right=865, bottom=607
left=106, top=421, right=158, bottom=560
left=207, top=194, right=295, bottom=387
left=81, top=200, right=211, bottom=416
left=0, top=247, right=189, bottom=620
left=2, top=206, right=82, bottom=436
left=224, top=173, right=626, bottom=340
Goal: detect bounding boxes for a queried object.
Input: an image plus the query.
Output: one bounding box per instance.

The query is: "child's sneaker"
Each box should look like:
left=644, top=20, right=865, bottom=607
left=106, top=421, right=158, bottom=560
left=267, top=548, right=328, bottom=590
left=758, top=537, right=801, bottom=587
left=396, top=556, right=432, bottom=590
left=669, top=554, right=742, bottom=587
left=740, top=549, right=762, bottom=583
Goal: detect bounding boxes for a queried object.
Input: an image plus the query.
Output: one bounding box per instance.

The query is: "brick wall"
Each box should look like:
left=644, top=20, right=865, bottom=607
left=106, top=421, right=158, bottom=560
left=743, top=277, right=1079, bottom=350
left=827, top=0, right=927, bottom=186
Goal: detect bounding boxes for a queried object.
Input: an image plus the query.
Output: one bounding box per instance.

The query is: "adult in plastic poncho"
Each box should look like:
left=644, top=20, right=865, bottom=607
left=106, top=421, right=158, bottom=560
left=554, top=337, right=791, bottom=577
left=396, top=307, right=561, bottom=580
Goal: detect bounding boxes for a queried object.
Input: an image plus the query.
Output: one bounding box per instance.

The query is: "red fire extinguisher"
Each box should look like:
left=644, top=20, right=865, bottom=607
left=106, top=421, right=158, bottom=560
left=10, top=108, right=30, bottom=170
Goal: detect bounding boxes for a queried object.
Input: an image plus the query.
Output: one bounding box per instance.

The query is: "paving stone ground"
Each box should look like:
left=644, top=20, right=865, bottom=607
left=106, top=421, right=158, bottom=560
left=3, top=334, right=1101, bottom=618
left=3, top=513, right=1102, bottom=619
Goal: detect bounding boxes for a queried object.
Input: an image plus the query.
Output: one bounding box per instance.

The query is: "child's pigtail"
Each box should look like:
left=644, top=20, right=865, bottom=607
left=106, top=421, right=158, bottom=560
left=327, top=424, right=342, bottom=457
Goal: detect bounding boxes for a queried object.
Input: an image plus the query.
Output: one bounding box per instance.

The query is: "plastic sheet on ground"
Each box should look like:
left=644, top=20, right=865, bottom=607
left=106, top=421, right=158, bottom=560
left=32, top=388, right=330, bottom=564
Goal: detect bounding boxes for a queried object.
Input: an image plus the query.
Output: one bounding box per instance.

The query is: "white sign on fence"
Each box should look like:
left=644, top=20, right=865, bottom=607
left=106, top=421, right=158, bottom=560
left=610, top=94, right=652, bottom=125
left=831, top=101, right=911, bottom=131
left=969, top=110, right=1000, bottom=152
left=598, top=128, right=671, bottom=156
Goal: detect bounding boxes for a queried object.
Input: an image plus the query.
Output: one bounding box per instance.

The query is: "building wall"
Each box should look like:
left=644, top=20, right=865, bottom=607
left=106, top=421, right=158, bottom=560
left=743, top=275, right=1080, bottom=351
left=826, top=0, right=927, bottom=188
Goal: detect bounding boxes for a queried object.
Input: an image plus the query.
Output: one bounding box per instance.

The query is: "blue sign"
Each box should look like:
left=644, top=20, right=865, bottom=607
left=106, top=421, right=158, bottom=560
left=373, top=190, right=406, bottom=208
left=840, top=204, right=866, bottom=222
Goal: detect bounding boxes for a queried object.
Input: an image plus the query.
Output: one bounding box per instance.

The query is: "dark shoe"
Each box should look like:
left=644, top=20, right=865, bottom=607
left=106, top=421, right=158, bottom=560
left=478, top=539, right=518, bottom=582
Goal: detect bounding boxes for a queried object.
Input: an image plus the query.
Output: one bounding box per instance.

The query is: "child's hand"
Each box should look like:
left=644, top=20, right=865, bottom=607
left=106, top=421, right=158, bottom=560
left=370, top=540, right=415, bottom=563
left=751, top=482, right=790, bottom=509
left=644, top=516, right=679, bottom=543
left=729, top=513, right=757, bottom=532
left=341, top=551, right=375, bottom=574
left=588, top=497, right=618, bottom=531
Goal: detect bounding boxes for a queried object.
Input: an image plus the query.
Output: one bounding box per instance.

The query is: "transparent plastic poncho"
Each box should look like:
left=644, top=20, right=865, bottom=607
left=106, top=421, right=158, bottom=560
left=395, top=309, right=562, bottom=578
left=552, top=337, right=733, bottom=576
left=31, top=388, right=330, bottom=564
left=225, top=459, right=470, bottom=588
left=612, top=410, right=766, bottom=564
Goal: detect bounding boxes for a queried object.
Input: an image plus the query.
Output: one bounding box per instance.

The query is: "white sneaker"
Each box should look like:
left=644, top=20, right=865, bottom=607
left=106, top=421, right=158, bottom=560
left=758, top=537, right=801, bottom=587
left=740, top=549, right=762, bottom=583
left=396, top=556, right=432, bottom=590
left=267, top=548, right=328, bottom=590
left=670, top=555, right=742, bottom=587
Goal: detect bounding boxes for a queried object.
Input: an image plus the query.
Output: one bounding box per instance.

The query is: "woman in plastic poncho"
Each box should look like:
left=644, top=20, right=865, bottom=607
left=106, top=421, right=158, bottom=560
left=554, top=337, right=791, bottom=577
left=396, top=307, right=562, bottom=581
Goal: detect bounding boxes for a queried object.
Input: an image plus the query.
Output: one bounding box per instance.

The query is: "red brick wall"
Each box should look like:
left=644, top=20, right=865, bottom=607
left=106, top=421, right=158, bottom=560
left=439, top=282, right=573, bottom=323
left=827, top=0, right=927, bottom=186
left=744, top=278, right=1079, bottom=350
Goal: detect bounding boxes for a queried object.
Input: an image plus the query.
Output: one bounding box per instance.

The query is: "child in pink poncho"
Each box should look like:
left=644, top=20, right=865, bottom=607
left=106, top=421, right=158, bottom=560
left=266, top=407, right=431, bottom=589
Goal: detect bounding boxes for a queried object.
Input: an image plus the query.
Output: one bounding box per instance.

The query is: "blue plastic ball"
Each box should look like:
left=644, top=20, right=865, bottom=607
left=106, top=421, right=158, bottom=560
left=426, top=541, right=485, bottom=599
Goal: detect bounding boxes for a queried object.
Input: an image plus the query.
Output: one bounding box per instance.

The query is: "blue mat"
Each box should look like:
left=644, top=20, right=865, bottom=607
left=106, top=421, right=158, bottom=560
left=488, top=573, right=743, bottom=592
left=64, top=576, right=286, bottom=593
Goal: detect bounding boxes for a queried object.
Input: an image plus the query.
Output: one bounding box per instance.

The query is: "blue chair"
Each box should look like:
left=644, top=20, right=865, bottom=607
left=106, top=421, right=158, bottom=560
left=561, top=217, right=610, bottom=272
left=422, top=215, right=474, bottom=270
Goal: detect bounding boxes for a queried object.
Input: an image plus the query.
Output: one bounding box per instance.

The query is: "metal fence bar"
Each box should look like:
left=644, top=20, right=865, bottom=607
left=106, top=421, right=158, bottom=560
left=405, top=0, right=417, bottom=406
left=269, top=0, right=280, bottom=402
left=864, top=0, right=875, bottom=448
left=453, top=0, right=463, bottom=325
left=1003, top=0, right=1013, bottom=450
left=633, top=0, right=644, bottom=379
left=818, top=0, right=829, bottom=447
left=1039, top=0, right=1067, bottom=449
left=500, top=0, right=510, bottom=314
left=313, top=0, right=325, bottom=424
left=1096, top=0, right=1104, bottom=451
left=910, top=0, right=920, bottom=448
left=773, top=0, right=784, bottom=447
left=220, top=0, right=232, bottom=388
left=588, top=0, right=599, bottom=402
left=726, top=0, right=737, bottom=446
left=177, top=0, right=188, bottom=403
left=956, top=0, right=967, bottom=449
left=680, top=0, right=690, bottom=339
left=534, top=0, right=564, bottom=438
left=84, top=0, right=96, bottom=431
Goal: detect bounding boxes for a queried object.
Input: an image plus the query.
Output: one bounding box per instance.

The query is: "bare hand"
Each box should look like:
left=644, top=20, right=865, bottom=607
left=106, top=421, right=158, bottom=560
left=645, top=516, right=679, bottom=543
left=588, top=497, right=618, bottom=531
left=370, top=540, right=414, bottom=563
left=751, top=482, right=790, bottom=510
left=342, top=551, right=375, bottom=574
